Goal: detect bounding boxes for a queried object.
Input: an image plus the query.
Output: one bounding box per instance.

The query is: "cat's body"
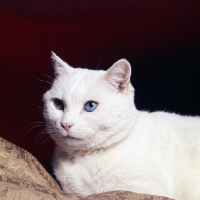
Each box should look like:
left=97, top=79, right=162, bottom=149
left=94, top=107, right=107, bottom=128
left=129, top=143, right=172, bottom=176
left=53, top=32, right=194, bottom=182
left=43, top=52, right=200, bottom=200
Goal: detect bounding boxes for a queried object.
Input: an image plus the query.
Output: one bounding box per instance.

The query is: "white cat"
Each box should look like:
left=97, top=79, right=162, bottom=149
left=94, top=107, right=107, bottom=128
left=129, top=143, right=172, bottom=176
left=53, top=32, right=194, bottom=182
left=43, top=52, right=200, bottom=200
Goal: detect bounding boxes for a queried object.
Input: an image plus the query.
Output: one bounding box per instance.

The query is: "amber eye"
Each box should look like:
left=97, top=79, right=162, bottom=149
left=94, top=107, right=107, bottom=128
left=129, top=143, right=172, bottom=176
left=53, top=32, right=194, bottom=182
left=53, top=98, right=64, bottom=110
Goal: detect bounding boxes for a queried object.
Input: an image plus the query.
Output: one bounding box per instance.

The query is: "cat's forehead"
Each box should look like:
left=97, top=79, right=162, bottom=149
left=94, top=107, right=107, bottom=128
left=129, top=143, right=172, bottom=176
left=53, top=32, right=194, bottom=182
left=52, top=68, right=106, bottom=101
left=60, top=67, right=105, bottom=87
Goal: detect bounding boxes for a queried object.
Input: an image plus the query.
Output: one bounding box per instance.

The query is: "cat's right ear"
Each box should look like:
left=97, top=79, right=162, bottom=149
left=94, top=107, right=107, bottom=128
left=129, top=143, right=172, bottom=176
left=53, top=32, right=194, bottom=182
left=105, top=59, right=131, bottom=93
left=51, top=52, right=73, bottom=75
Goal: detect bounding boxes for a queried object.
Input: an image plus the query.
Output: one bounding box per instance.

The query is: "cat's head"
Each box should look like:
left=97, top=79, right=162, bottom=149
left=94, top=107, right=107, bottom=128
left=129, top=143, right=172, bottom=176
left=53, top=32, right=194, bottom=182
left=43, top=52, right=137, bottom=151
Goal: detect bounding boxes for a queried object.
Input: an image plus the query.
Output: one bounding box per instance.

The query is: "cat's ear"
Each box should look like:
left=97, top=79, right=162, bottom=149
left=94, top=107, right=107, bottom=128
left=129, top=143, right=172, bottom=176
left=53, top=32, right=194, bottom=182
left=105, top=59, right=131, bottom=92
left=51, top=52, right=73, bottom=75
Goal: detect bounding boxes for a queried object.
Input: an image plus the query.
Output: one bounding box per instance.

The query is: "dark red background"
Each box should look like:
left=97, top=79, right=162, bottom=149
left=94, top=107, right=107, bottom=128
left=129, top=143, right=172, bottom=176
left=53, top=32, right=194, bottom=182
left=0, top=0, right=200, bottom=172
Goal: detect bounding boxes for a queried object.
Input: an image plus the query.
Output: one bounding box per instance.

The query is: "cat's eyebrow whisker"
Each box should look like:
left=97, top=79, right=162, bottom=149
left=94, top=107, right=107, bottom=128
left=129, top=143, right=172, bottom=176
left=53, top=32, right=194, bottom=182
left=95, top=52, right=105, bottom=70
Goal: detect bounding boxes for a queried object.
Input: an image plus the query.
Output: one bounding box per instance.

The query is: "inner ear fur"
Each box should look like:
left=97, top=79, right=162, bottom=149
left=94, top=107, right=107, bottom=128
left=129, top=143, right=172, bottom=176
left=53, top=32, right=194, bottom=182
left=105, top=59, right=131, bottom=92
left=51, top=51, right=73, bottom=75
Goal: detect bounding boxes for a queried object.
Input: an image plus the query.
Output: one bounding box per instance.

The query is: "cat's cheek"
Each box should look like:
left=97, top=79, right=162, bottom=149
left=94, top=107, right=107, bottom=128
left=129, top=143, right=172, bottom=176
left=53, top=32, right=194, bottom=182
left=46, top=107, right=66, bottom=135
left=49, top=105, right=63, bottom=119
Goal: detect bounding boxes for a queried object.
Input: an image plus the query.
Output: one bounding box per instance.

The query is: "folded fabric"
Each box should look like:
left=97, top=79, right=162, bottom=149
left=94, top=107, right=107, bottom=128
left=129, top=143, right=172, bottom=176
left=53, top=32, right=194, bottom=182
left=0, top=137, right=173, bottom=200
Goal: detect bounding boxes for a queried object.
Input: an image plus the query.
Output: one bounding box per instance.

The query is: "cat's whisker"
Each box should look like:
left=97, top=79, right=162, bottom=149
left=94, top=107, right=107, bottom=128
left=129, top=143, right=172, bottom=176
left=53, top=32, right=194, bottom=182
left=95, top=53, right=105, bottom=70
left=21, top=121, right=46, bottom=132
left=37, top=79, right=52, bottom=85
left=34, top=128, right=58, bottom=147
left=38, top=106, right=45, bottom=113
left=44, top=74, right=54, bottom=81
left=35, top=135, right=47, bottom=145
left=20, top=122, right=46, bottom=138
left=34, top=129, right=49, bottom=146
left=23, top=124, right=46, bottom=137
left=34, top=134, right=52, bottom=148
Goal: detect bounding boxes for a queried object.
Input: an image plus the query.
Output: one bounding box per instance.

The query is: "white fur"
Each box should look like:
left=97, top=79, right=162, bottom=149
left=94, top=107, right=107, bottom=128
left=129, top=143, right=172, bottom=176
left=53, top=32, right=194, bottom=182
left=43, top=52, right=200, bottom=200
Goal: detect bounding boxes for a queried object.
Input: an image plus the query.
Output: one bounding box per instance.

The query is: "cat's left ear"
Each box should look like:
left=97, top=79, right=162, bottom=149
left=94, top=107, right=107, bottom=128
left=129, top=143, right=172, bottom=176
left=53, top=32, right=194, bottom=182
left=51, top=52, right=73, bottom=75
left=105, top=59, right=131, bottom=92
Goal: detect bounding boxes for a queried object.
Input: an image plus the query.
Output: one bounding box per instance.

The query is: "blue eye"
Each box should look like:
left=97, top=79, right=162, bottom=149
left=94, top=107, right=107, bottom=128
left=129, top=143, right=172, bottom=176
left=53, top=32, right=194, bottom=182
left=84, top=101, right=98, bottom=112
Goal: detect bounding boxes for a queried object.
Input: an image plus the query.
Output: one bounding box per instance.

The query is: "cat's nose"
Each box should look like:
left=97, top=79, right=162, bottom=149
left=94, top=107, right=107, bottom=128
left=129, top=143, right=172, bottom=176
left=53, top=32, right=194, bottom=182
left=61, top=122, right=74, bottom=131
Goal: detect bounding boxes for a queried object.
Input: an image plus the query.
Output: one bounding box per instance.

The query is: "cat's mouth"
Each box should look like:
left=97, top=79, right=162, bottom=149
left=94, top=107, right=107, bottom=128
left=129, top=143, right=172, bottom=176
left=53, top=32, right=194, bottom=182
left=63, top=135, right=82, bottom=141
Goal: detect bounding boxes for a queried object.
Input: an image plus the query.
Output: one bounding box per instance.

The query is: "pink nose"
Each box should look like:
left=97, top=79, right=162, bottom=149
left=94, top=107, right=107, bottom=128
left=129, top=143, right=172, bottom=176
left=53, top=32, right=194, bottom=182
left=62, top=122, right=74, bottom=131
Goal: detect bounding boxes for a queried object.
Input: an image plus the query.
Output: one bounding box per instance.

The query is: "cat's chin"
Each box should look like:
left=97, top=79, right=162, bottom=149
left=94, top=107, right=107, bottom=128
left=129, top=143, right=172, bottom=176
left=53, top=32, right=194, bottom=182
left=59, top=135, right=88, bottom=150
left=58, top=136, right=100, bottom=151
